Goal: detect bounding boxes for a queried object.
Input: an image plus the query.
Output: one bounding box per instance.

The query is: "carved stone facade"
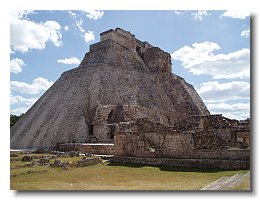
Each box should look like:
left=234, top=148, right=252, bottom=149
left=100, top=28, right=153, bottom=54
left=113, top=117, right=250, bottom=158
left=112, top=118, right=250, bottom=169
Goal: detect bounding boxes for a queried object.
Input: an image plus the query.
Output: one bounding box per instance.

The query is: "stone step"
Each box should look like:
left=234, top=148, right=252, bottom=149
left=200, top=173, right=247, bottom=190
left=200, top=176, right=230, bottom=190
left=226, top=171, right=250, bottom=189
left=218, top=173, right=244, bottom=189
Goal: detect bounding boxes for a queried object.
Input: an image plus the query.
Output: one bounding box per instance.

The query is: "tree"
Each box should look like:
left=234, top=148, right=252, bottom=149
left=10, top=114, right=23, bottom=127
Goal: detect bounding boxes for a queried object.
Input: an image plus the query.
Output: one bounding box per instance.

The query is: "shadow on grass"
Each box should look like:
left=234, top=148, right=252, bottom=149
left=158, top=165, right=226, bottom=173
left=107, top=162, right=144, bottom=168
left=107, top=162, right=240, bottom=173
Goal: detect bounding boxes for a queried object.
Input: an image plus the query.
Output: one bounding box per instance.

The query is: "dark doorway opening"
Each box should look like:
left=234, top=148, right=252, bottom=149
left=88, top=125, right=93, bottom=135
left=107, top=105, right=125, bottom=124
left=136, top=46, right=141, bottom=53
left=108, top=125, right=115, bottom=140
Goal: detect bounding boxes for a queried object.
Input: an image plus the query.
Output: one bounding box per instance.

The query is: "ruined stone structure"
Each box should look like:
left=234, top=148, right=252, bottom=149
left=10, top=28, right=250, bottom=169
left=112, top=117, right=250, bottom=169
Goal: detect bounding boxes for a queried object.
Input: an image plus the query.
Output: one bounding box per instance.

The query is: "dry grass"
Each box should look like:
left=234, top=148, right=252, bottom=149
left=10, top=161, right=249, bottom=190
left=228, top=176, right=251, bottom=190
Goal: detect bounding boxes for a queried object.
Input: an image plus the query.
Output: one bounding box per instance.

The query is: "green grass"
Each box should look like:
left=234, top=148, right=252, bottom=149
left=10, top=162, right=249, bottom=190
left=11, top=166, right=48, bottom=175
left=57, top=156, right=82, bottom=163
left=11, top=153, right=51, bottom=159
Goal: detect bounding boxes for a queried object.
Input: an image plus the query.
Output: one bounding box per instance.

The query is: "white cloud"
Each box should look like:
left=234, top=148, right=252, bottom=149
left=10, top=95, right=37, bottom=106
left=171, top=42, right=250, bottom=79
left=241, top=27, right=250, bottom=38
left=57, top=57, right=81, bottom=65
left=10, top=48, right=15, bottom=54
left=64, top=26, right=69, bottom=31
left=197, top=81, right=250, bottom=103
left=206, top=102, right=250, bottom=120
left=220, top=10, right=249, bottom=20
left=192, top=10, right=211, bottom=21
left=10, top=58, right=25, bottom=74
left=10, top=10, right=34, bottom=20
left=10, top=10, right=62, bottom=53
left=174, top=11, right=184, bottom=15
left=68, top=11, right=77, bottom=19
left=84, top=31, right=95, bottom=42
left=76, top=18, right=85, bottom=33
left=83, top=10, right=104, bottom=20
left=10, top=77, right=54, bottom=94
left=10, top=107, right=30, bottom=115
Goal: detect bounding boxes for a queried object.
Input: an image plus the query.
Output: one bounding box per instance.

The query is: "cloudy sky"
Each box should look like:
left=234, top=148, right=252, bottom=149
left=10, top=10, right=250, bottom=120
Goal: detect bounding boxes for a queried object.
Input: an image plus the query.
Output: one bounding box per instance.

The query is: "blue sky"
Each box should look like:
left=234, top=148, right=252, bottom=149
left=10, top=10, right=250, bottom=120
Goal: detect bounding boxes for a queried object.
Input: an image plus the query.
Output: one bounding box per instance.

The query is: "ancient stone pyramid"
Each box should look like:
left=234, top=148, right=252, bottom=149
left=11, top=28, right=210, bottom=149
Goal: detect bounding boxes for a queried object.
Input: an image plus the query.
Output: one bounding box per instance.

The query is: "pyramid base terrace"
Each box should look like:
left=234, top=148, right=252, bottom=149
left=56, top=143, right=114, bottom=155
left=110, top=156, right=250, bottom=170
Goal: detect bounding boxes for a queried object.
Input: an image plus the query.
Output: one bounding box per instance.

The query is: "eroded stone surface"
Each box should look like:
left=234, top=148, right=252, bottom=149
left=11, top=28, right=209, bottom=149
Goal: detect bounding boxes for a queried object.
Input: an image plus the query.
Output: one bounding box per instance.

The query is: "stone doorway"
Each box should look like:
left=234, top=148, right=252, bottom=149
left=107, top=125, right=116, bottom=140
left=107, top=105, right=125, bottom=124
left=88, top=125, right=94, bottom=135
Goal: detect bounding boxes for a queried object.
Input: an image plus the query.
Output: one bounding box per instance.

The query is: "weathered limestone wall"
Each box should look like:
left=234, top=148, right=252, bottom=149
left=111, top=156, right=250, bottom=170
left=158, top=74, right=210, bottom=118
left=100, top=29, right=136, bottom=51
left=100, top=28, right=152, bottom=54
left=86, top=39, right=148, bottom=72
left=113, top=119, right=196, bottom=158
left=92, top=105, right=170, bottom=142
left=114, top=130, right=195, bottom=158
left=143, top=47, right=172, bottom=74
left=192, top=130, right=227, bottom=149
left=172, top=114, right=250, bottom=148
left=93, top=124, right=108, bottom=142
left=112, top=118, right=250, bottom=169
left=78, top=144, right=114, bottom=155
left=234, top=131, right=250, bottom=148
left=57, top=143, right=114, bottom=155
left=93, top=105, right=169, bottom=125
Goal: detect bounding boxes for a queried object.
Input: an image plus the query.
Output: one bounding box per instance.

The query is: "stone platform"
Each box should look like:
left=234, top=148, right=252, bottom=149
left=57, top=143, right=114, bottom=155
left=111, top=156, right=250, bottom=170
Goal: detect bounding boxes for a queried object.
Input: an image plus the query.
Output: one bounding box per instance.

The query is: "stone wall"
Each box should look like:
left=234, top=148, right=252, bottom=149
left=92, top=105, right=171, bottom=142
left=113, top=118, right=230, bottom=155
left=143, top=47, right=172, bottom=74
left=100, top=28, right=152, bottom=54
left=121, top=105, right=169, bottom=124
left=171, top=114, right=250, bottom=148
left=78, top=144, right=114, bottom=155
left=114, top=130, right=195, bottom=158
left=57, top=143, right=114, bottom=155
left=100, top=29, right=136, bottom=51
left=86, top=39, right=148, bottom=72
left=234, top=131, right=250, bottom=148
left=112, top=118, right=250, bottom=169
left=97, top=28, right=173, bottom=76
left=192, top=130, right=227, bottom=149
left=111, top=156, right=249, bottom=170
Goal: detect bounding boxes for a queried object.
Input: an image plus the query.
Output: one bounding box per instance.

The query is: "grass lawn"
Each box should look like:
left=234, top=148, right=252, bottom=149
left=10, top=161, right=249, bottom=190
